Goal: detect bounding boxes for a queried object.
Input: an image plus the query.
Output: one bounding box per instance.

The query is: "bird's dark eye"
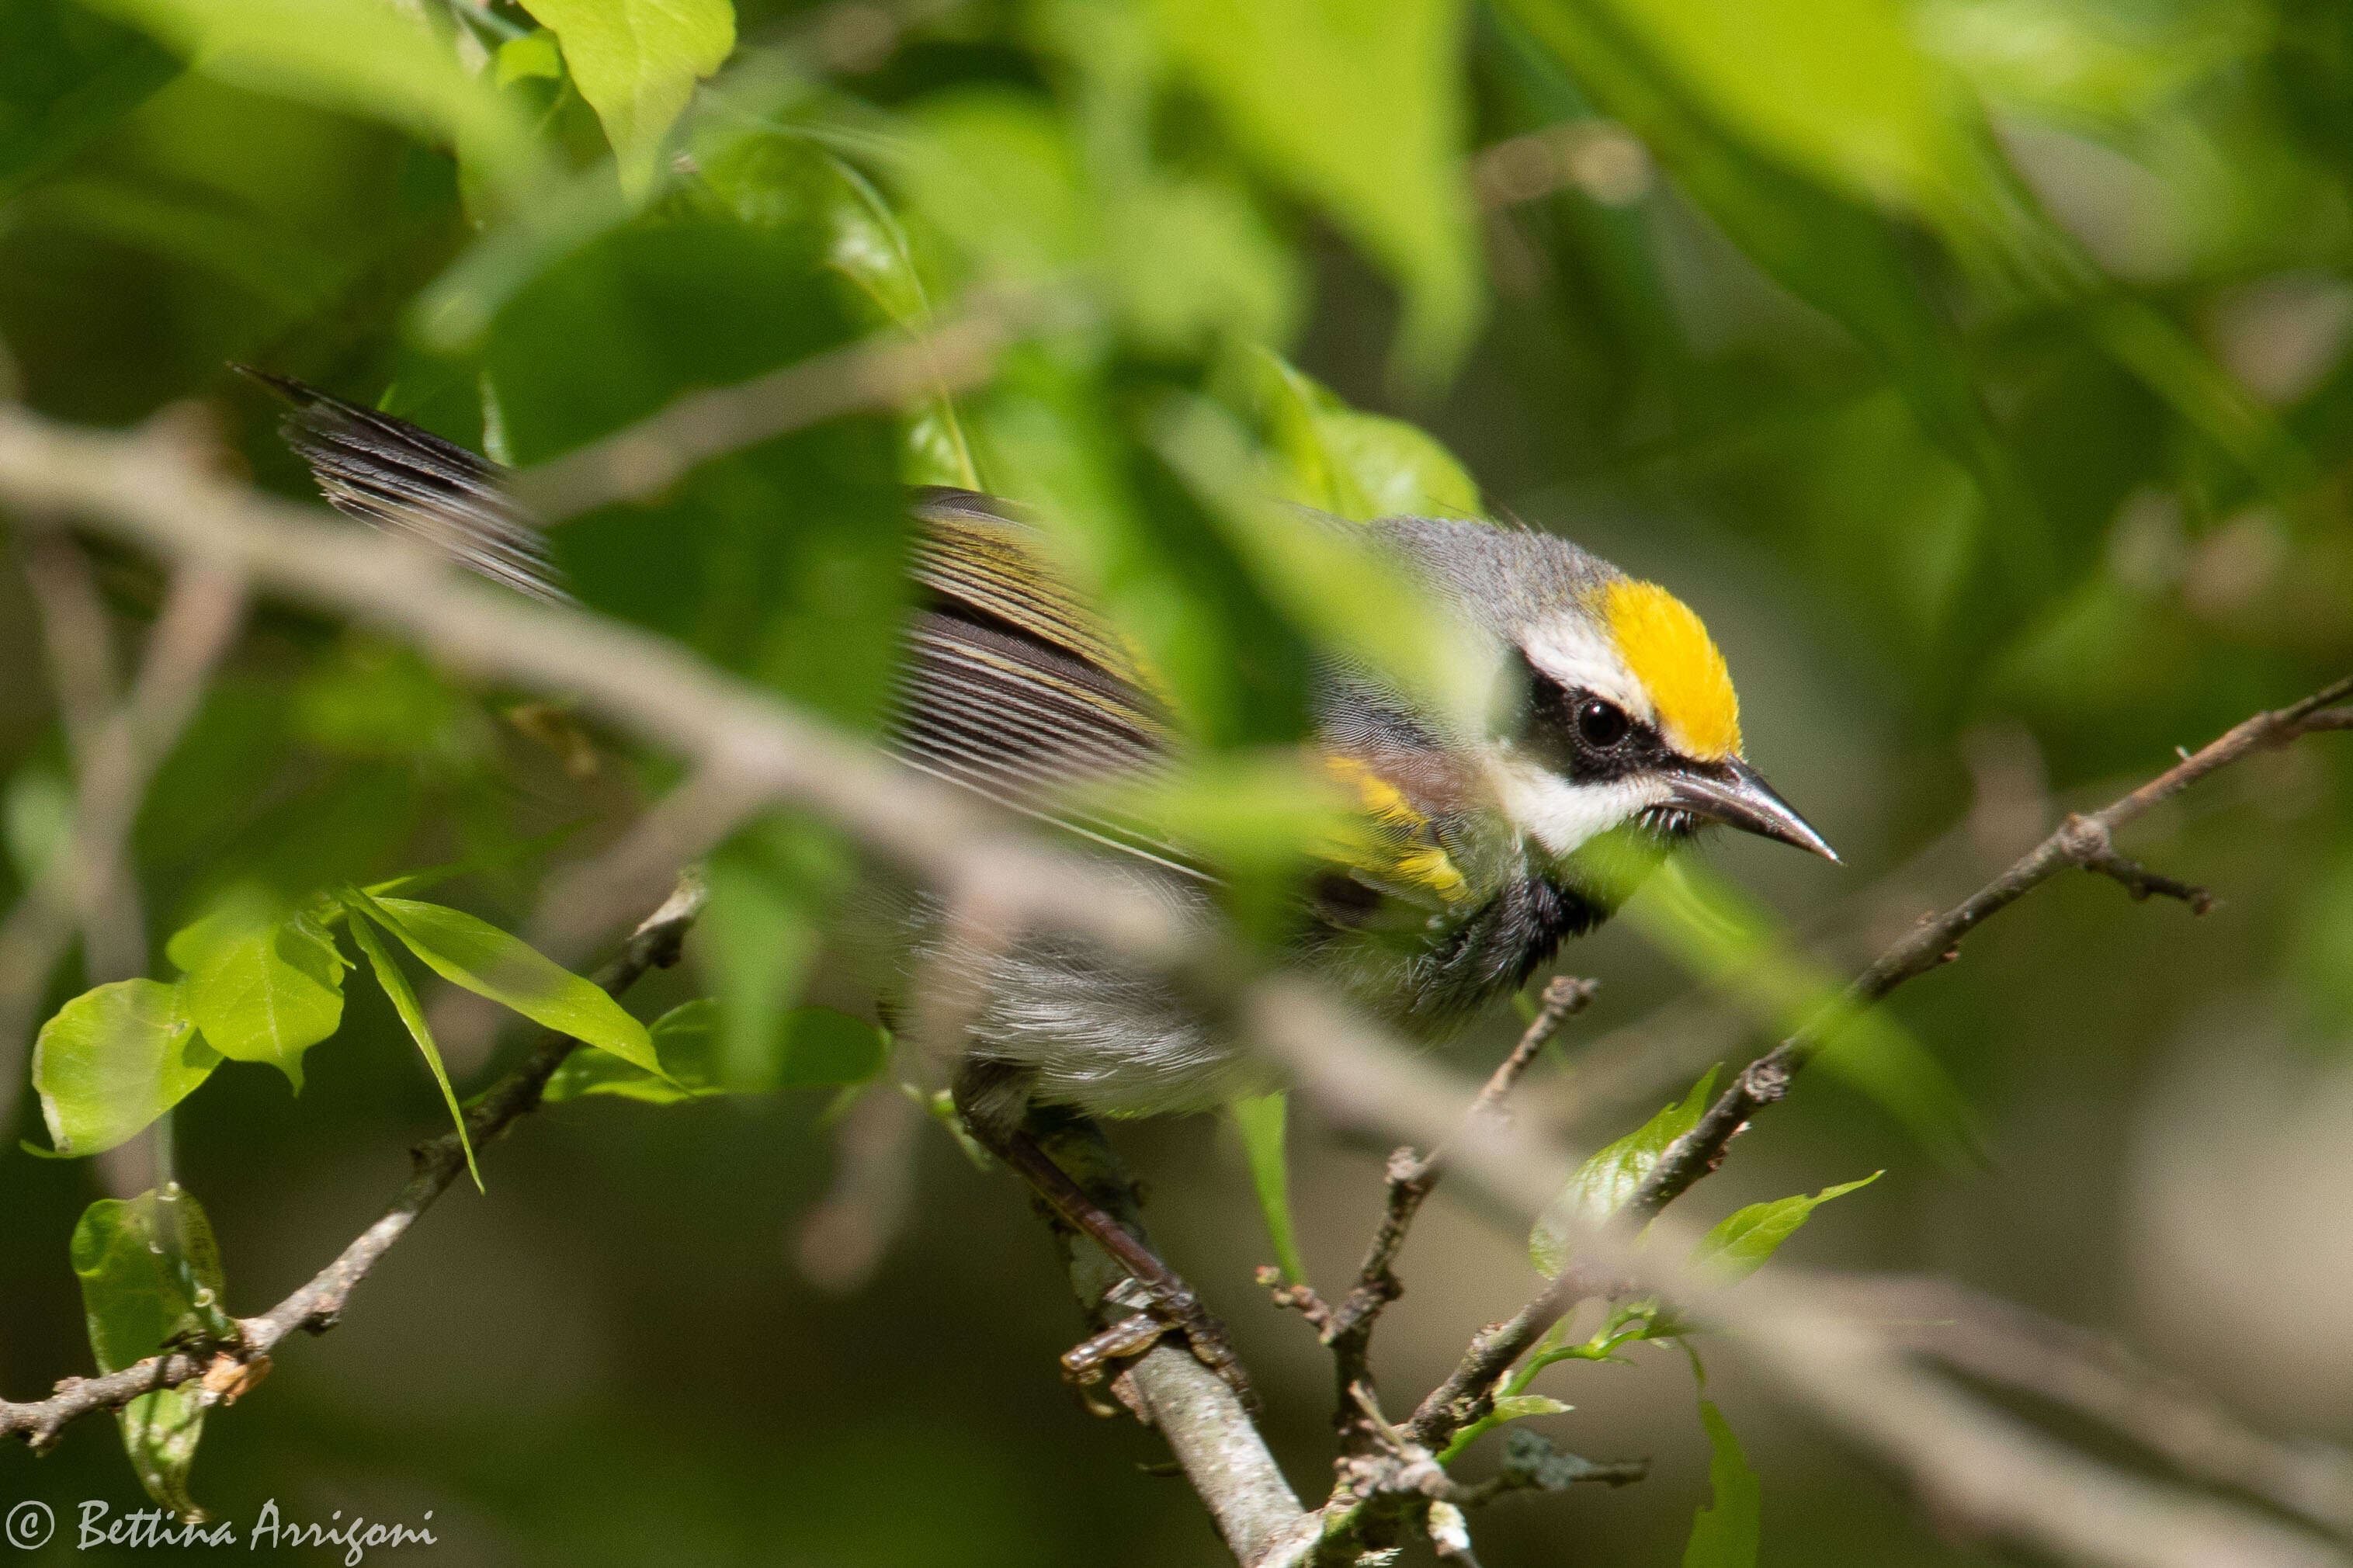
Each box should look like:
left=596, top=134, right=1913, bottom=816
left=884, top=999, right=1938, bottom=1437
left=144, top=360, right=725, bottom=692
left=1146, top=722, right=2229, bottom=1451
left=1577, top=699, right=1630, bottom=749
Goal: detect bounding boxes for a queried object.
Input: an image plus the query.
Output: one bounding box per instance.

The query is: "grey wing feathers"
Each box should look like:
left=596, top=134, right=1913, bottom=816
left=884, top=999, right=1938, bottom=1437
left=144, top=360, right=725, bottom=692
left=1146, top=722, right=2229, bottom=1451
left=894, top=609, right=1204, bottom=875
left=238, top=369, right=567, bottom=603
left=897, top=489, right=1206, bottom=878
left=241, top=389, right=1195, bottom=875
left=907, top=487, right=1152, bottom=688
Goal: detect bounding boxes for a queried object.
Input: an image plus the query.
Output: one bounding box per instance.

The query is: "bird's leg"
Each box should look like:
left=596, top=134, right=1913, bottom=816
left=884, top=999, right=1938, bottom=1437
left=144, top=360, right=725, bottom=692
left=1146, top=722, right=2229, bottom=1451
left=953, top=1062, right=1256, bottom=1410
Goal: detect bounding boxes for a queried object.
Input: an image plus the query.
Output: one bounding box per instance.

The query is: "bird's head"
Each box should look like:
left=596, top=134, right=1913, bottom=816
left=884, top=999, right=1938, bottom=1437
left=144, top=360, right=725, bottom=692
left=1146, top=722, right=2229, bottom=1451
left=1375, top=519, right=1836, bottom=872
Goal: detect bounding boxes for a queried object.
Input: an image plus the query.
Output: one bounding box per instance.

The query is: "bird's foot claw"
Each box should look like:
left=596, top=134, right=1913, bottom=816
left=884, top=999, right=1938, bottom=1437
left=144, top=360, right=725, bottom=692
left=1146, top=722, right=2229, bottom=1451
left=1060, top=1275, right=1259, bottom=1414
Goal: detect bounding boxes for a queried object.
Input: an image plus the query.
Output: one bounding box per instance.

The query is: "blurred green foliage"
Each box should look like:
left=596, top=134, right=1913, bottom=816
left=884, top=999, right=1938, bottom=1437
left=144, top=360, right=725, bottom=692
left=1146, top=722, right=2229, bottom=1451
left=71, top=1185, right=230, bottom=1519
left=1681, top=1396, right=1761, bottom=1568
left=4, top=0, right=2352, bottom=1561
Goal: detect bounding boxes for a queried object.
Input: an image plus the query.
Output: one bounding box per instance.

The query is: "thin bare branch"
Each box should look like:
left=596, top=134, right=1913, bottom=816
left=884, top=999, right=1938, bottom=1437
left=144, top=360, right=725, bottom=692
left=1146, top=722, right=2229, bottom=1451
left=513, top=299, right=1043, bottom=522
left=1035, top=1117, right=1307, bottom=1566
left=19, top=533, right=123, bottom=759
left=795, top=1079, right=924, bottom=1293
left=1827, top=1275, right=2353, bottom=1539
left=429, top=761, right=767, bottom=1075
left=1283, top=977, right=1595, bottom=1457
left=1245, top=980, right=2351, bottom=1568
left=2074, top=838, right=2217, bottom=911
left=1736, top=1282, right=2349, bottom=1568
left=0, top=876, right=702, bottom=1448
left=0, top=554, right=246, bottom=1137
left=1635, top=675, right=2353, bottom=1226
left=1527, top=714, right=2327, bottom=1141
left=1445, top=1431, right=1648, bottom=1507
left=14, top=533, right=145, bottom=986
left=1404, top=675, right=2353, bottom=1452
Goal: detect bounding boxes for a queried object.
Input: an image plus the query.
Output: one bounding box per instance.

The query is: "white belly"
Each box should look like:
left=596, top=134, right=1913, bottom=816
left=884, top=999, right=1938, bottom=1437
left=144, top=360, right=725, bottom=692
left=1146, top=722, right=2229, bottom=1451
left=890, top=873, right=1277, bottom=1120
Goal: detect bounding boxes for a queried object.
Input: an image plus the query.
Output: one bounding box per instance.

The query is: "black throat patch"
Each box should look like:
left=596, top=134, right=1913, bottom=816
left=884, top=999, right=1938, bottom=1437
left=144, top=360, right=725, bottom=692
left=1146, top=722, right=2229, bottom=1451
left=1411, top=870, right=1612, bottom=1024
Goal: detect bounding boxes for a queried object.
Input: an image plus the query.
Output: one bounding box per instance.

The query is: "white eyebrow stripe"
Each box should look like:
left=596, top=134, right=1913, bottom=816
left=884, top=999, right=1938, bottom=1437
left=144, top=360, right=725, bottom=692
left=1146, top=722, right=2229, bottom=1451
left=1519, top=618, right=1652, bottom=726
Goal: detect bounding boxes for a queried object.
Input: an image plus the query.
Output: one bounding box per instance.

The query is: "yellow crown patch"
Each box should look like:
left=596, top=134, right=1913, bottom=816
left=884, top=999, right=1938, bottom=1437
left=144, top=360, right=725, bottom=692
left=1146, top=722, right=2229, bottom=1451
left=1599, top=580, right=1741, bottom=761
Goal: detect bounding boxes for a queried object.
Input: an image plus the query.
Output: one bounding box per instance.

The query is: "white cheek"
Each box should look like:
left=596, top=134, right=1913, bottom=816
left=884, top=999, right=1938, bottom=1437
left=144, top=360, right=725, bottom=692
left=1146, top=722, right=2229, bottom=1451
left=1486, top=755, right=1669, bottom=858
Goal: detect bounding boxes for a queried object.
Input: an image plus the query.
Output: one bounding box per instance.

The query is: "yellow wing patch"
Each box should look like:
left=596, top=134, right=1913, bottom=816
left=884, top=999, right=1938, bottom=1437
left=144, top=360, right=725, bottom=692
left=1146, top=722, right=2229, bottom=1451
left=1324, top=755, right=1470, bottom=904
left=1600, top=580, right=1741, bottom=761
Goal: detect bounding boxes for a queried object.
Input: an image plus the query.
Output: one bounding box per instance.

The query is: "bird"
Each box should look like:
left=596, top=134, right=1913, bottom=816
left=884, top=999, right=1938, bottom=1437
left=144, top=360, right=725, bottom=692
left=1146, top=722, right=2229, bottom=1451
left=241, top=368, right=1836, bottom=1399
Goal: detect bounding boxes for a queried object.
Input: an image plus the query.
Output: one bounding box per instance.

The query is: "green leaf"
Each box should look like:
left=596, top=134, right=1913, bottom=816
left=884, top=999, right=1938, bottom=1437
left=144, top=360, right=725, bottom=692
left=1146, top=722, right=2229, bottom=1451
left=517, top=0, right=734, bottom=198
left=1695, top=1174, right=1882, bottom=1283
left=1241, top=346, right=1484, bottom=521
left=1628, top=858, right=1975, bottom=1162
left=1023, top=0, right=1302, bottom=353
left=1682, top=1400, right=1761, bottom=1568
left=1602, top=6, right=2327, bottom=512
left=1529, top=1067, right=1717, bottom=1276
left=820, top=158, right=979, bottom=487
left=342, top=888, right=658, bottom=1075
left=699, top=134, right=981, bottom=489
left=1149, top=0, right=1480, bottom=380
left=973, top=354, right=1266, bottom=748
left=0, top=0, right=177, bottom=205
left=3, top=764, right=73, bottom=885
left=901, top=401, right=980, bottom=490
left=1314, top=406, right=1484, bottom=522
left=1601, top=0, right=2011, bottom=245
left=469, top=214, right=914, bottom=721
left=1148, top=390, right=1488, bottom=733
left=901, top=88, right=1095, bottom=283
left=167, top=890, right=345, bottom=1093
left=1917, top=0, right=2258, bottom=127
left=776, top=1007, right=888, bottom=1089
left=495, top=29, right=564, bottom=88
left=343, top=904, right=482, bottom=1193
left=1434, top=1320, right=1612, bottom=1464
left=1230, top=1092, right=1307, bottom=1284
left=1584, top=1301, right=1670, bottom=1359
left=85, top=0, right=544, bottom=208
left=819, top=158, right=932, bottom=328
left=71, top=1187, right=228, bottom=1519
left=702, top=824, right=845, bottom=1091
left=32, top=980, right=220, bottom=1158
left=1109, top=172, right=1300, bottom=358
left=546, top=998, right=723, bottom=1104
left=1488, top=2, right=2054, bottom=602
left=1490, top=1393, right=1574, bottom=1423
left=1060, top=751, right=1357, bottom=879
left=543, top=998, right=887, bottom=1103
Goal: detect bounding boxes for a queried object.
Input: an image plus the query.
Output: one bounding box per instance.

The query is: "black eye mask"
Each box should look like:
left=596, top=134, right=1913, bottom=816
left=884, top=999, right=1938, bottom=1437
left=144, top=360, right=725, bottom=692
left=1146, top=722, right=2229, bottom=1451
left=1509, top=648, right=1672, bottom=786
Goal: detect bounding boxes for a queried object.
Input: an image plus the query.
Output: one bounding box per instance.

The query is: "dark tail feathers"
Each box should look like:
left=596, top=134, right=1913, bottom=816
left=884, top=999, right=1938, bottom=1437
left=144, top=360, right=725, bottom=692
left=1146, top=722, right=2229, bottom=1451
left=235, top=367, right=567, bottom=603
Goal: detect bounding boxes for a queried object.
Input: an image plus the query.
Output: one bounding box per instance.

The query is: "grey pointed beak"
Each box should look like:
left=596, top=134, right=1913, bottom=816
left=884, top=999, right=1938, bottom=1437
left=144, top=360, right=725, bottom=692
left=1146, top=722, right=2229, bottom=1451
left=1664, top=758, right=1840, bottom=862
